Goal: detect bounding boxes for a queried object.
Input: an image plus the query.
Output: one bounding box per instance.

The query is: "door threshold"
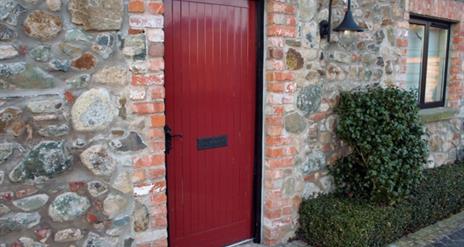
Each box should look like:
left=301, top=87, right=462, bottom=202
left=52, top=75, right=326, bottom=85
left=226, top=239, right=255, bottom=247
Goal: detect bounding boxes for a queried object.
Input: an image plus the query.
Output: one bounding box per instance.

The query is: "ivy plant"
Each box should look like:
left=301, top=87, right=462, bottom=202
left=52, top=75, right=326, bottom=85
left=330, top=85, right=428, bottom=204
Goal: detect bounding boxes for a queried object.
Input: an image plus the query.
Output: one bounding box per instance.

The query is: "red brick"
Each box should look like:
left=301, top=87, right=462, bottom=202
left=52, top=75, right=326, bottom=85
left=153, top=180, right=166, bottom=191
left=265, top=116, right=283, bottom=126
left=264, top=208, right=281, bottom=219
left=146, top=167, right=166, bottom=179
left=151, top=193, right=167, bottom=204
left=452, top=36, right=464, bottom=44
left=268, top=47, right=284, bottom=59
left=266, top=71, right=294, bottom=81
left=151, top=214, right=168, bottom=228
left=134, top=155, right=165, bottom=168
left=271, top=106, right=285, bottom=116
left=150, top=86, right=165, bottom=99
left=310, top=112, right=328, bottom=122
left=132, top=73, right=164, bottom=86
left=266, top=147, right=284, bottom=158
left=128, top=28, right=145, bottom=35
left=151, top=204, right=167, bottom=215
left=266, top=136, right=292, bottom=146
left=266, top=125, right=283, bottom=136
left=147, top=128, right=164, bottom=139
left=149, top=141, right=165, bottom=152
left=267, top=1, right=296, bottom=14
left=132, top=169, right=146, bottom=184
left=128, top=0, right=145, bottom=13
left=151, top=114, right=165, bottom=127
left=149, top=42, right=164, bottom=57
left=151, top=238, right=168, bottom=247
left=267, top=157, right=294, bottom=169
left=286, top=146, right=298, bottom=156
left=147, top=2, right=165, bottom=14
left=267, top=25, right=297, bottom=37
left=396, top=38, right=408, bottom=47
left=267, top=13, right=296, bottom=26
left=149, top=58, right=165, bottom=71
left=131, top=102, right=165, bottom=114
left=267, top=82, right=285, bottom=93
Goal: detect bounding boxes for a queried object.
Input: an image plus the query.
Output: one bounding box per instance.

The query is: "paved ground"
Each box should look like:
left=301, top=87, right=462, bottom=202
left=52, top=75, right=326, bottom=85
left=239, top=240, right=308, bottom=247
left=239, top=211, right=464, bottom=247
left=431, top=228, right=464, bottom=247
left=389, top=211, right=464, bottom=247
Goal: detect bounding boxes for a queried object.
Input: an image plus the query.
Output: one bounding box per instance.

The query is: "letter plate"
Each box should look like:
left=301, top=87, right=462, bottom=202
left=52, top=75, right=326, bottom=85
left=197, top=135, right=228, bottom=150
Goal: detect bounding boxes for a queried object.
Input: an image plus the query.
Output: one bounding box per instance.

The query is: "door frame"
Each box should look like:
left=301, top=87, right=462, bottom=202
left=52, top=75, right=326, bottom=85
left=253, top=0, right=264, bottom=243
left=163, top=0, right=265, bottom=244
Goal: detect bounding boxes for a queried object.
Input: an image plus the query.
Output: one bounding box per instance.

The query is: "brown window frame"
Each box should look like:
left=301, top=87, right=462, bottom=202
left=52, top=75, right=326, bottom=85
left=409, top=16, right=451, bottom=109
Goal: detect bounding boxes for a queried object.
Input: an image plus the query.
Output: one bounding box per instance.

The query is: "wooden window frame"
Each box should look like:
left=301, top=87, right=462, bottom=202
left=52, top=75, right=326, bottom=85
left=409, top=16, right=451, bottom=109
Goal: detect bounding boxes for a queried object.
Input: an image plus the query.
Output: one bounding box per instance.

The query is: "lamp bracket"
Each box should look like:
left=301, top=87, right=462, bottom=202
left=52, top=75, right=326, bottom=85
left=319, top=0, right=333, bottom=42
left=319, top=20, right=330, bottom=40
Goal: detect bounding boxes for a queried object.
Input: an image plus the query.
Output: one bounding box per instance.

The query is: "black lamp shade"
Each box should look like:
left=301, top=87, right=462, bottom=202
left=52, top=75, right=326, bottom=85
left=333, top=6, right=363, bottom=32
left=319, top=0, right=364, bottom=41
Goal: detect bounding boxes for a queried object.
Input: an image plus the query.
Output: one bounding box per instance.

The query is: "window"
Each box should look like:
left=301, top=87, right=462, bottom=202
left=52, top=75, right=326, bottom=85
left=406, top=17, right=451, bottom=108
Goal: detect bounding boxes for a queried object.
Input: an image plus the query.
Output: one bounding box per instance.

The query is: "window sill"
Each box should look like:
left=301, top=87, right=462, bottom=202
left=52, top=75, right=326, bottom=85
left=419, top=107, right=458, bottom=123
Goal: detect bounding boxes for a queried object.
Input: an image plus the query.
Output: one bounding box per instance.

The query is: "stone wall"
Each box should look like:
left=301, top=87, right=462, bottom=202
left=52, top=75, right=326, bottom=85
left=263, top=0, right=464, bottom=245
left=1, top=0, right=463, bottom=246
left=0, top=0, right=167, bottom=246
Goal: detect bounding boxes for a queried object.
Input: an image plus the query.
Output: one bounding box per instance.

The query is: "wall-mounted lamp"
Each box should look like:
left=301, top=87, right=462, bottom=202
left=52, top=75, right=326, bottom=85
left=319, top=0, right=364, bottom=42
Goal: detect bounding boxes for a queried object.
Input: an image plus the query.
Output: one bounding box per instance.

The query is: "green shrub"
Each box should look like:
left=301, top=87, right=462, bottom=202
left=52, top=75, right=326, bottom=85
left=405, top=163, right=464, bottom=230
left=330, top=86, right=428, bottom=204
left=299, top=162, right=464, bottom=247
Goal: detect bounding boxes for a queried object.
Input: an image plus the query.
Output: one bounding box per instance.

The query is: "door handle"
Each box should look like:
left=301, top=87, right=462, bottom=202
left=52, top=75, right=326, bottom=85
left=165, top=125, right=183, bottom=154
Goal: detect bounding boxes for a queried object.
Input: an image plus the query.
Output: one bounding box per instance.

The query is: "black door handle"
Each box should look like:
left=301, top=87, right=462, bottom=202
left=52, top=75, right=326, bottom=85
left=165, top=125, right=183, bottom=154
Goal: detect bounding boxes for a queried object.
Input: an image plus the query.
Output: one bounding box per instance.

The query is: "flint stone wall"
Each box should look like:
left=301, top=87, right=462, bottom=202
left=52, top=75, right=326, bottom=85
left=0, top=0, right=166, bottom=246
left=263, top=0, right=464, bottom=244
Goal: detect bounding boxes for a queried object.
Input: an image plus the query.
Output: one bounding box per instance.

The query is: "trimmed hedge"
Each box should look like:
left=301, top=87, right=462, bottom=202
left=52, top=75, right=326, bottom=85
left=299, top=162, right=464, bottom=247
left=406, top=162, right=464, bottom=230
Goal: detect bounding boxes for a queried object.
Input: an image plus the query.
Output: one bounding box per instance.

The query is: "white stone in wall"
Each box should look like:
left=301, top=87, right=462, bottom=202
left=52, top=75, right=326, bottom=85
left=46, top=0, right=61, bottom=11
left=80, top=144, right=116, bottom=177
left=71, top=88, right=117, bottom=132
left=134, top=184, right=155, bottom=196
left=93, top=66, right=128, bottom=86
left=49, top=192, right=90, bottom=222
left=103, top=193, right=128, bottom=219
left=0, top=44, right=17, bottom=60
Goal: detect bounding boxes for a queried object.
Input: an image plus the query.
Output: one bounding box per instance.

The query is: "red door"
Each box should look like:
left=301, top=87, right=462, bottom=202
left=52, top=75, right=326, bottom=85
left=165, top=0, right=257, bottom=246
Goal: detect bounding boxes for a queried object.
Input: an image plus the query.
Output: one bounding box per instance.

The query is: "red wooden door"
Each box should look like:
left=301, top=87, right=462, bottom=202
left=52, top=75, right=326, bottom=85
left=165, top=0, right=257, bottom=246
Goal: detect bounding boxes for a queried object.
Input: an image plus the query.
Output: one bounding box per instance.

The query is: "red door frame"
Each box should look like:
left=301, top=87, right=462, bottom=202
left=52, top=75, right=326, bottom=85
left=163, top=0, right=265, bottom=245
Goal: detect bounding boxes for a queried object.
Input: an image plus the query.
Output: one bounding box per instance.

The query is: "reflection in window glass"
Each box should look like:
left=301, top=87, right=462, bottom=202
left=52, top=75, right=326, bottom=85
left=406, top=18, right=451, bottom=108
left=425, top=27, right=448, bottom=103
left=406, top=24, right=425, bottom=97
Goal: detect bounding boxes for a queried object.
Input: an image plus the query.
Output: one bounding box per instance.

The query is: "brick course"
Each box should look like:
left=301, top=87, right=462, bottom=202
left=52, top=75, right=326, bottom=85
left=133, top=0, right=464, bottom=246
left=128, top=1, right=167, bottom=246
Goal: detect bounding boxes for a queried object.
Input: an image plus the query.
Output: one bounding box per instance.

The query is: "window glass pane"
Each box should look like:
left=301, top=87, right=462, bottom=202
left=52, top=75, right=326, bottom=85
left=425, top=26, right=448, bottom=103
left=406, top=24, right=425, bottom=97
